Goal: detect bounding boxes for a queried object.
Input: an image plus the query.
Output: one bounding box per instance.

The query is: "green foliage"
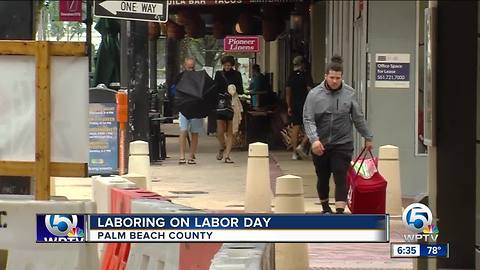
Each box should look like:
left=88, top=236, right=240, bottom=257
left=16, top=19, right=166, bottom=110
left=180, top=36, right=223, bottom=71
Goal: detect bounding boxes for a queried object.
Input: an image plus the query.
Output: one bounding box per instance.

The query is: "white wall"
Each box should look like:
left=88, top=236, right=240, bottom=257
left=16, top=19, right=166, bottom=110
left=367, top=1, right=427, bottom=197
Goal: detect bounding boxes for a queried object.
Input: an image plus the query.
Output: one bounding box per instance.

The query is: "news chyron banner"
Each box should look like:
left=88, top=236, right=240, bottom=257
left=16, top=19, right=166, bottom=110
left=36, top=214, right=389, bottom=243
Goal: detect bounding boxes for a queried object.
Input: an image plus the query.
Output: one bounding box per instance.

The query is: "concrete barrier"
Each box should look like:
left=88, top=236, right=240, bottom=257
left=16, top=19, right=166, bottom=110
left=91, top=175, right=136, bottom=261
left=126, top=199, right=220, bottom=270
left=209, top=243, right=274, bottom=270
left=244, top=142, right=272, bottom=213
left=0, top=195, right=67, bottom=201
left=0, top=200, right=99, bottom=270
left=378, top=145, right=403, bottom=216
left=91, top=175, right=136, bottom=213
left=101, top=189, right=170, bottom=270
left=128, top=140, right=151, bottom=190
left=274, top=175, right=309, bottom=270
left=121, top=173, right=148, bottom=190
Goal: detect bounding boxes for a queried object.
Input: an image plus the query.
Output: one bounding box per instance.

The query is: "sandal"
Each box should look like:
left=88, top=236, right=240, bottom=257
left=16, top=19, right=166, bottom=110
left=178, top=158, right=186, bottom=164
left=216, top=149, right=224, bottom=160
left=224, top=157, right=234, bottom=163
left=187, top=159, right=196, bottom=164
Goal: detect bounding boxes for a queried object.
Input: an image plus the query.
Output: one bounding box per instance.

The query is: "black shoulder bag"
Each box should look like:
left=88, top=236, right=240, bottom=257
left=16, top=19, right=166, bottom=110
left=216, top=72, right=234, bottom=120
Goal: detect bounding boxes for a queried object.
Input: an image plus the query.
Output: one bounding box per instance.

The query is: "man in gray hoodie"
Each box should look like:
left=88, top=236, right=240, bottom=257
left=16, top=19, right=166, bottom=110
left=303, top=55, right=373, bottom=214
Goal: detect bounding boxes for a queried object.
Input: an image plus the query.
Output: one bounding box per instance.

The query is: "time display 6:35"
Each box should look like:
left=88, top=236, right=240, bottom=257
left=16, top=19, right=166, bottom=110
left=391, top=244, right=420, bottom=257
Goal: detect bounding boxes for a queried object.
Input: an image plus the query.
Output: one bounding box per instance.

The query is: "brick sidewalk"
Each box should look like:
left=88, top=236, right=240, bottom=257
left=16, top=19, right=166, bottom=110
left=270, top=150, right=413, bottom=270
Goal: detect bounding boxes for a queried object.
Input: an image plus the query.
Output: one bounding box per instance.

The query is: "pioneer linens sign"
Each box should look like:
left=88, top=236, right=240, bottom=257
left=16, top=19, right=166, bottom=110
left=224, top=36, right=260, bottom=52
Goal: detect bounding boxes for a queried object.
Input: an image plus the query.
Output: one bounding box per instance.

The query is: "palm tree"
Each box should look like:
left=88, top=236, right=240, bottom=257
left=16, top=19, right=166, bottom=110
left=68, top=22, right=85, bottom=41
left=180, top=35, right=222, bottom=71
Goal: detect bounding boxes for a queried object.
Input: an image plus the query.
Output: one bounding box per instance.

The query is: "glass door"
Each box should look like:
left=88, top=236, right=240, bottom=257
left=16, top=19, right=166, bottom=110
left=352, top=1, right=368, bottom=154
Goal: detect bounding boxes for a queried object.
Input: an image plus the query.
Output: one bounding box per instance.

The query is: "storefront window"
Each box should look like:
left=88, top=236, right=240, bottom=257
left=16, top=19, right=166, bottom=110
left=156, top=37, right=167, bottom=86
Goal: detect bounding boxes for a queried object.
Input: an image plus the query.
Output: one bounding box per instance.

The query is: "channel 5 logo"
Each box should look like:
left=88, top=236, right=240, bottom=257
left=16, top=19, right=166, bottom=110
left=402, top=203, right=439, bottom=242
left=36, top=214, right=85, bottom=242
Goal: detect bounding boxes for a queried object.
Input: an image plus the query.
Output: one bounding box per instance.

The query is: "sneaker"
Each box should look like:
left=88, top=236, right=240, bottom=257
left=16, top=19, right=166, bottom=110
left=291, top=152, right=300, bottom=160
left=296, top=145, right=309, bottom=160
left=321, top=201, right=332, bottom=214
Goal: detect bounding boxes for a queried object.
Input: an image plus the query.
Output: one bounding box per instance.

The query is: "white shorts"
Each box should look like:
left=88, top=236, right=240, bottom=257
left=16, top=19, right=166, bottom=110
left=179, top=113, right=204, bottom=133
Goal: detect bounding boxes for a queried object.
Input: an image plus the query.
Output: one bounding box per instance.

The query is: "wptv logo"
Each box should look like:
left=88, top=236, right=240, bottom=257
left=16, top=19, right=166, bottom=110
left=402, top=203, right=439, bottom=242
left=37, top=214, right=85, bottom=242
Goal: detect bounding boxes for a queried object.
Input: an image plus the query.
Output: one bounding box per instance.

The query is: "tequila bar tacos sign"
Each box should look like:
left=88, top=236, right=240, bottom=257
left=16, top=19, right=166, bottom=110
left=168, top=0, right=301, bottom=5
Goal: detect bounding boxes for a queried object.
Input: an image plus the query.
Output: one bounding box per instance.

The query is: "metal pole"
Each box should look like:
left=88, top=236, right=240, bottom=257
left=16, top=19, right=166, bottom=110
left=120, top=20, right=130, bottom=88
left=129, top=21, right=150, bottom=142
left=149, top=39, right=158, bottom=91
left=86, top=0, right=92, bottom=73
left=148, top=37, right=160, bottom=161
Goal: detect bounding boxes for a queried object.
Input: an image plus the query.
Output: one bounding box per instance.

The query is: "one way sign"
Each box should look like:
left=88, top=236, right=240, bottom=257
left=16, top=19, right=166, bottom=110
left=94, top=0, right=168, bottom=23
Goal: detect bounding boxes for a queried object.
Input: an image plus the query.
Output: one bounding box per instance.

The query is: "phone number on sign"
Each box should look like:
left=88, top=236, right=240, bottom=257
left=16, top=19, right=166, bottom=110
left=376, top=74, right=407, bottom=80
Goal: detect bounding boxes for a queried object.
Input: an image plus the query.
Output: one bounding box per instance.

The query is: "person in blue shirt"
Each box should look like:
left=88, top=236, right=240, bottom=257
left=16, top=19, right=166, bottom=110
left=249, top=64, right=267, bottom=108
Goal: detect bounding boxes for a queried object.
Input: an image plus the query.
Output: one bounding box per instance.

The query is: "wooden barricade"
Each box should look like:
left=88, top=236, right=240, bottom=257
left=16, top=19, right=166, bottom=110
left=0, top=41, right=88, bottom=200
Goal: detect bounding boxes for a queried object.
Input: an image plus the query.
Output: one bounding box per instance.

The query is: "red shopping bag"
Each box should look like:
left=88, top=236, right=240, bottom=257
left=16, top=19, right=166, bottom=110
left=347, top=148, right=387, bottom=214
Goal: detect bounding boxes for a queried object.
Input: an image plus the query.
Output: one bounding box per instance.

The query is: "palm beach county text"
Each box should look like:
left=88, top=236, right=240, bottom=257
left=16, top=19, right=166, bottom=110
left=94, top=216, right=271, bottom=241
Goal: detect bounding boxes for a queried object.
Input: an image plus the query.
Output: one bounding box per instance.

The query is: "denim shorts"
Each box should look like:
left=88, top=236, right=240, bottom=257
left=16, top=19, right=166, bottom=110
left=179, top=113, right=204, bottom=133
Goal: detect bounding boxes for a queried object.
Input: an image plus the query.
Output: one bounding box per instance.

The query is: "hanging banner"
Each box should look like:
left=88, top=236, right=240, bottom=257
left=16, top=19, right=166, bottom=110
left=59, top=0, right=83, bottom=22
left=224, top=36, right=260, bottom=53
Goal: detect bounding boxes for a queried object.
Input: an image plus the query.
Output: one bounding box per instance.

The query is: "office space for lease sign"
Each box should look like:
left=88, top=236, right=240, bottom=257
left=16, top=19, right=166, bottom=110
left=375, top=53, right=410, bottom=88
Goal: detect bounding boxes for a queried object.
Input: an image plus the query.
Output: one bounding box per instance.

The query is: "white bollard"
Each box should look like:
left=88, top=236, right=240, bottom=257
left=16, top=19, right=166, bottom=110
left=378, top=145, right=403, bottom=216
left=274, top=175, right=309, bottom=270
left=244, top=143, right=272, bottom=213
left=275, top=175, right=305, bottom=213
left=127, top=140, right=151, bottom=190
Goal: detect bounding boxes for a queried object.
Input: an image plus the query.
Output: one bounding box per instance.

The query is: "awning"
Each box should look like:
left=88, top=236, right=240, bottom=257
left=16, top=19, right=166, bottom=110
left=168, top=0, right=303, bottom=6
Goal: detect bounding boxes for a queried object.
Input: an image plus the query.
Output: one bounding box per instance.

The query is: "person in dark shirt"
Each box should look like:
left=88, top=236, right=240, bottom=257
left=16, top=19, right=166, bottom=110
left=286, top=55, right=314, bottom=160
left=213, top=55, right=243, bottom=163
